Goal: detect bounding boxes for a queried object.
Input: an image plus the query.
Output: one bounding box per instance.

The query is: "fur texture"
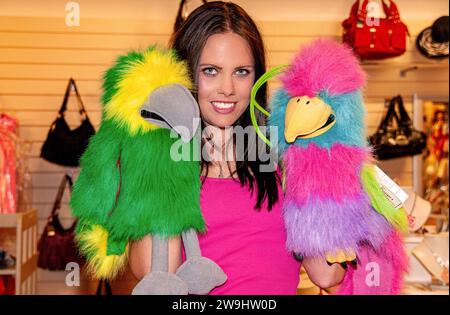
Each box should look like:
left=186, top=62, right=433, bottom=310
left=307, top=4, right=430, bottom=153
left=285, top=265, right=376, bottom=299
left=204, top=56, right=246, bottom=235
left=75, top=224, right=128, bottom=280
left=361, top=164, right=409, bottom=232
left=283, top=143, right=369, bottom=205
left=70, top=46, right=202, bottom=279
left=105, top=126, right=204, bottom=241
left=282, top=144, right=393, bottom=257
left=269, top=90, right=367, bottom=153
left=103, top=46, right=192, bottom=135
left=336, top=230, right=408, bottom=295
left=270, top=39, right=408, bottom=294
left=283, top=197, right=392, bottom=258
left=70, top=119, right=123, bottom=227
left=280, top=39, right=366, bottom=97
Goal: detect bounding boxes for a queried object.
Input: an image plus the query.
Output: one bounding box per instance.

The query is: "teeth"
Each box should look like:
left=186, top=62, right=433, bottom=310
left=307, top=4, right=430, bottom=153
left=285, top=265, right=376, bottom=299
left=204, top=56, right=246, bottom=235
left=212, top=102, right=235, bottom=109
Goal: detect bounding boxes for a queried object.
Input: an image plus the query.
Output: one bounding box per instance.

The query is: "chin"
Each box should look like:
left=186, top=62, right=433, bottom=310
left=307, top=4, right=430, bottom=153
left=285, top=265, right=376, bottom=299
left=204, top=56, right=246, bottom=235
left=204, top=115, right=240, bottom=128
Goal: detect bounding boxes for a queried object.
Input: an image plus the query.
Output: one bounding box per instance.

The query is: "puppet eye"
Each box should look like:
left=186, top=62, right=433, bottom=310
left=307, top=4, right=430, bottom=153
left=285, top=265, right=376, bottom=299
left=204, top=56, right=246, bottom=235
left=306, top=101, right=310, bottom=105
left=296, top=98, right=300, bottom=103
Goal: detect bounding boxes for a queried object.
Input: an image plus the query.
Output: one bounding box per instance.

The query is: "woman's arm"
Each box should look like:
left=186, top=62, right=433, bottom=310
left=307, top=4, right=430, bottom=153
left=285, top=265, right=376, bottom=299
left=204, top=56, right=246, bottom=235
left=302, top=257, right=346, bottom=289
left=128, top=235, right=183, bottom=280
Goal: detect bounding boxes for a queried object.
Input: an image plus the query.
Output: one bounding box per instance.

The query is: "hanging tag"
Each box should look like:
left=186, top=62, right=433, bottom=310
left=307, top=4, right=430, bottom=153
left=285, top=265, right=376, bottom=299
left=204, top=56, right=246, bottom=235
left=374, top=166, right=409, bottom=209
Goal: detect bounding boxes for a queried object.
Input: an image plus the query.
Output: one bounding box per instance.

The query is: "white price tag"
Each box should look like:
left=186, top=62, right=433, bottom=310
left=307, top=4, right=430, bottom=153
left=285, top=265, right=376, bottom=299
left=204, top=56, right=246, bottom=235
left=374, top=166, right=409, bottom=209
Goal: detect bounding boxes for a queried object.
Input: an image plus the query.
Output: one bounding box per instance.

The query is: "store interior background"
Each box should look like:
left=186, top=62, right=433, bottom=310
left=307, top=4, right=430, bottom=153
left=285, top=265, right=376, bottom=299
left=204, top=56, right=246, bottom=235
left=0, top=0, right=448, bottom=294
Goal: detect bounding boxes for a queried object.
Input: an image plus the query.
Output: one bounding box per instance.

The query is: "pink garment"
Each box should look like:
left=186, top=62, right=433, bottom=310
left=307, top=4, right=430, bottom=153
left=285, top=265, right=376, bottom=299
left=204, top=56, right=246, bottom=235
left=182, top=175, right=301, bottom=295
left=0, top=114, right=18, bottom=214
left=336, top=230, right=408, bottom=295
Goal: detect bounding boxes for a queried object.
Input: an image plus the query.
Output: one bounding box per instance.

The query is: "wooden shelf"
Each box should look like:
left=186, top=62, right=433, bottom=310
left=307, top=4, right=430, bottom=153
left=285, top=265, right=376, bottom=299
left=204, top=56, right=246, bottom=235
left=0, top=267, right=16, bottom=276
left=360, top=61, right=449, bottom=78
left=0, top=209, right=38, bottom=295
left=361, top=62, right=449, bottom=69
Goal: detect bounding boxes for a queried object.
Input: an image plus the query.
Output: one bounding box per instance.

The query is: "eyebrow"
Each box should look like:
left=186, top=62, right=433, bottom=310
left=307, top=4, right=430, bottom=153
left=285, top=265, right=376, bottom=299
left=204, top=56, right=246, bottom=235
left=199, top=63, right=254, bottom=70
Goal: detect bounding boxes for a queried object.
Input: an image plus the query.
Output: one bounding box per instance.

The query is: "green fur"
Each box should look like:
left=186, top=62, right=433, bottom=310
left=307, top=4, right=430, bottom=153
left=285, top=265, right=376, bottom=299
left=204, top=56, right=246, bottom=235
left=105, top=124, right=204, bottom=244
left=71, top=118, right=204, bottom=256
left=361, top=164, right=408, bottom=233
left=101, top=48, right=149, bottom=107
left=70, top=119, right=124, bottom=227
left=71, top=46, right=204, bottom=262
left=101, top=46, right=181, bottom=108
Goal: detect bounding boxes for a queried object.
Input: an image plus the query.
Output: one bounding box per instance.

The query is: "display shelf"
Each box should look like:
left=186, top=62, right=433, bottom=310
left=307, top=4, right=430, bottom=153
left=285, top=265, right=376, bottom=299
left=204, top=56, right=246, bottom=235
left=0, top=267, right=16, bottom=276
left=0, top=209, right=38, bottom=295
left=360, top=60, right=448, bottom=78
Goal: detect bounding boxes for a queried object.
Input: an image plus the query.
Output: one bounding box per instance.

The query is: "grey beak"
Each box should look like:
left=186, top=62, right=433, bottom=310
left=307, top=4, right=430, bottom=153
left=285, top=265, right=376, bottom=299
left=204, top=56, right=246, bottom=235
left=139, top=84, right=200, bottom=143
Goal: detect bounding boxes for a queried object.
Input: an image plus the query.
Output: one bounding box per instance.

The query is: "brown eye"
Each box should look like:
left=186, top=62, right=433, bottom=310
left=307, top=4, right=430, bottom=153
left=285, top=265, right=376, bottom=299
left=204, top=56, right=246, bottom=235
left=296, top=98, right=300, bottom=103
left=306, top=100, right=310, bottom=104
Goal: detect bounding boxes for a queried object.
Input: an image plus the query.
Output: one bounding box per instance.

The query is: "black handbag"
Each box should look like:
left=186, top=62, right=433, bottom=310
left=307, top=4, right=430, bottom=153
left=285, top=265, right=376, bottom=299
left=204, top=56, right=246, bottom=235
left=37, top=173, right=84, bottom=270
left=40, top=78, right=95, bottom=167
left=369, top=95, right=427, bottom=160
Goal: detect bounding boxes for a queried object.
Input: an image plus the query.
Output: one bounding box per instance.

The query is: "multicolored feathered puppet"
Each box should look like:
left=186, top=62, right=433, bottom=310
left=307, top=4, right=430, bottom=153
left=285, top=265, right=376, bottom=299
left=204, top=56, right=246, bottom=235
left=70, top=46, right=226, bottom=295
left=252, top=39, right=409, bottom=294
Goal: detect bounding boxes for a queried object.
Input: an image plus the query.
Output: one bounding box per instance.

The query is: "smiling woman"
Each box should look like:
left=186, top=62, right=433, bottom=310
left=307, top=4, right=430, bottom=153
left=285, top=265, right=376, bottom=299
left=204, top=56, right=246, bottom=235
left=128, top=1, right=346, bottom=295
left=197, top=32, right=255, bottom=127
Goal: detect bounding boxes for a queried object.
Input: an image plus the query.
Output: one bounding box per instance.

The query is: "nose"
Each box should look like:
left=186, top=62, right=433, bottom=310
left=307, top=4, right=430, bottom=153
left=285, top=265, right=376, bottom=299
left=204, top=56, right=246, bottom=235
left=218, top=74, right=235, bottom=96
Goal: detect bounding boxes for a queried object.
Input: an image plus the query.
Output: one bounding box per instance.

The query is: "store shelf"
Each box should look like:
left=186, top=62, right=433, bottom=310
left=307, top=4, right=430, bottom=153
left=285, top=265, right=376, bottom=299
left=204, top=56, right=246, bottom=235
left=0, top=267, right=16, bottom=276
left=0, top=209, right=38, bottom=295
left=361, top=62, right=449, bottom=69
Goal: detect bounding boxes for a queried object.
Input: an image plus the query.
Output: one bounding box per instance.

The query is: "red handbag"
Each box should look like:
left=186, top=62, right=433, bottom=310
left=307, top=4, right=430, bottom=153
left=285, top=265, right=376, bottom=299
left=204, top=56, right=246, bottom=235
left=342, top=0, right=409, bottom=60
left=37, top=174, right=84, bottom=270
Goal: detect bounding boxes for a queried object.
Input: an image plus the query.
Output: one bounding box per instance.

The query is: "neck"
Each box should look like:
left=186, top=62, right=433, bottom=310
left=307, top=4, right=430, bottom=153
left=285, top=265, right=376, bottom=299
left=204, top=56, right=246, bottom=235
left=201, top=124, right=236, bottom=178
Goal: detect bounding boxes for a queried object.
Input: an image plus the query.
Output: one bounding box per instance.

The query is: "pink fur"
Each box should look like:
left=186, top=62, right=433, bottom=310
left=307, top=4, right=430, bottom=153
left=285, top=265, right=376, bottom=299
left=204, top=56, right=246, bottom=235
left=284, top=143, right=369, bottom=205
left=336, top=230, right=408, bottom=295
left=280, top=39, right=367, bottom=97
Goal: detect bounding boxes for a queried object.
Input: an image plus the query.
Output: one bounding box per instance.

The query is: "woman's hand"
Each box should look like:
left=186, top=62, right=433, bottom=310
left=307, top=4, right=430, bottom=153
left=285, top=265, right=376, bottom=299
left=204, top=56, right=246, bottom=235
left=301, top=257, right=347, bottom=289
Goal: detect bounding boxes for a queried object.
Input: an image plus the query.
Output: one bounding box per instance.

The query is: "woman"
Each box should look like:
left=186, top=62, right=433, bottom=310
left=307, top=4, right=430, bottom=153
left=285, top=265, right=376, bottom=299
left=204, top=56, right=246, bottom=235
left=129, top=1, right=345, bottom=294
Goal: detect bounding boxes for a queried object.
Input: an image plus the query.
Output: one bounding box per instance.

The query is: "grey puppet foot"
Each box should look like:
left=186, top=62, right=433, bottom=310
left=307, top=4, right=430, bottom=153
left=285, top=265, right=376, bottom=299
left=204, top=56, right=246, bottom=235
left=131, top=235, right=188, bottom=295
left=132, top=271, right=188, bottom=295
left=176, top=228, right=227, bottom=295
left=176, top=256, right=227, bottom=295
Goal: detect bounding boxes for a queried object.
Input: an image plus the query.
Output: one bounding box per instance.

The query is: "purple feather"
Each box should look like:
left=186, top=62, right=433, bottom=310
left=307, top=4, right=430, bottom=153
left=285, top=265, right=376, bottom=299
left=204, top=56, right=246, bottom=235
left=283, top=195, right=392, bottom=258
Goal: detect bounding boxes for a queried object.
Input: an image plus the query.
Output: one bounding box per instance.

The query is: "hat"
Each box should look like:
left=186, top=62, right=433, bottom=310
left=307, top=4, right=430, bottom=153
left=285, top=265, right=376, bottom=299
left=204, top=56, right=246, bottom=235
left=412, top=232, right=449, bottom=284
left=416, top=16, right=449, bottom=59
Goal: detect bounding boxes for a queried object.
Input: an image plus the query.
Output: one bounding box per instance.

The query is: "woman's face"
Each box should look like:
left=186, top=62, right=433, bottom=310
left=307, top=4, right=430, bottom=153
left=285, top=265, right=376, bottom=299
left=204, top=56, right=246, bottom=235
left=197, top=32, right=255, bottom=128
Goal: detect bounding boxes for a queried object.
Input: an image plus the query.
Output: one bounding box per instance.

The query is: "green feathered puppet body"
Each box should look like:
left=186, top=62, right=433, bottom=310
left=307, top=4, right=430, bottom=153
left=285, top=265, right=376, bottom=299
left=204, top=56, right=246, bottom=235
left=70, top=46, right=205, bottom=280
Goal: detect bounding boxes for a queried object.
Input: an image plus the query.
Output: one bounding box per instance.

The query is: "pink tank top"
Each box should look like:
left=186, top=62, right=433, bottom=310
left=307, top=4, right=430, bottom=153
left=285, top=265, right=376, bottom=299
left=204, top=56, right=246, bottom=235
left=182, top=174, right=300, bottom=295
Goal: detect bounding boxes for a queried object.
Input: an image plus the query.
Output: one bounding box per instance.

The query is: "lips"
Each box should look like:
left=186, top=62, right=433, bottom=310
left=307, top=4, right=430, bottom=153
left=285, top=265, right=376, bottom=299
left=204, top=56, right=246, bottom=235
left=211, top=101, right=237, bottom=114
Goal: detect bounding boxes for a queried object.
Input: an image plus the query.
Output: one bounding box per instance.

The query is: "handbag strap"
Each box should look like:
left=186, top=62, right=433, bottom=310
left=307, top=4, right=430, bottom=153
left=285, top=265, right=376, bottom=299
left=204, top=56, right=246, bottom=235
left=356, top=0, right=400, bottom=22
left=377, top=96, right=398, bottom=131
left=59, top=78, right=87, bottom=117
left=174, top=0, right=208, bottom=33
left=50, top=174, right=73, bottom=217
left=393, top=95, right=413, bottom=127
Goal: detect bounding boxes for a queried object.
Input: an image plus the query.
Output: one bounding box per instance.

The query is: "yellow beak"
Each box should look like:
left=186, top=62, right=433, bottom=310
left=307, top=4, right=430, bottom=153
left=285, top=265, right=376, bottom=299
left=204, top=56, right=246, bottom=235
left=284, top=96, right=336, bottom=143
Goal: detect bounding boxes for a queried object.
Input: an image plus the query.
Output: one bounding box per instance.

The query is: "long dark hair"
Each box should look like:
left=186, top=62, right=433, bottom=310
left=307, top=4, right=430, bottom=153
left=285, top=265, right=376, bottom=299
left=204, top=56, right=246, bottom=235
left=169, top=1, right=280, bottom=210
